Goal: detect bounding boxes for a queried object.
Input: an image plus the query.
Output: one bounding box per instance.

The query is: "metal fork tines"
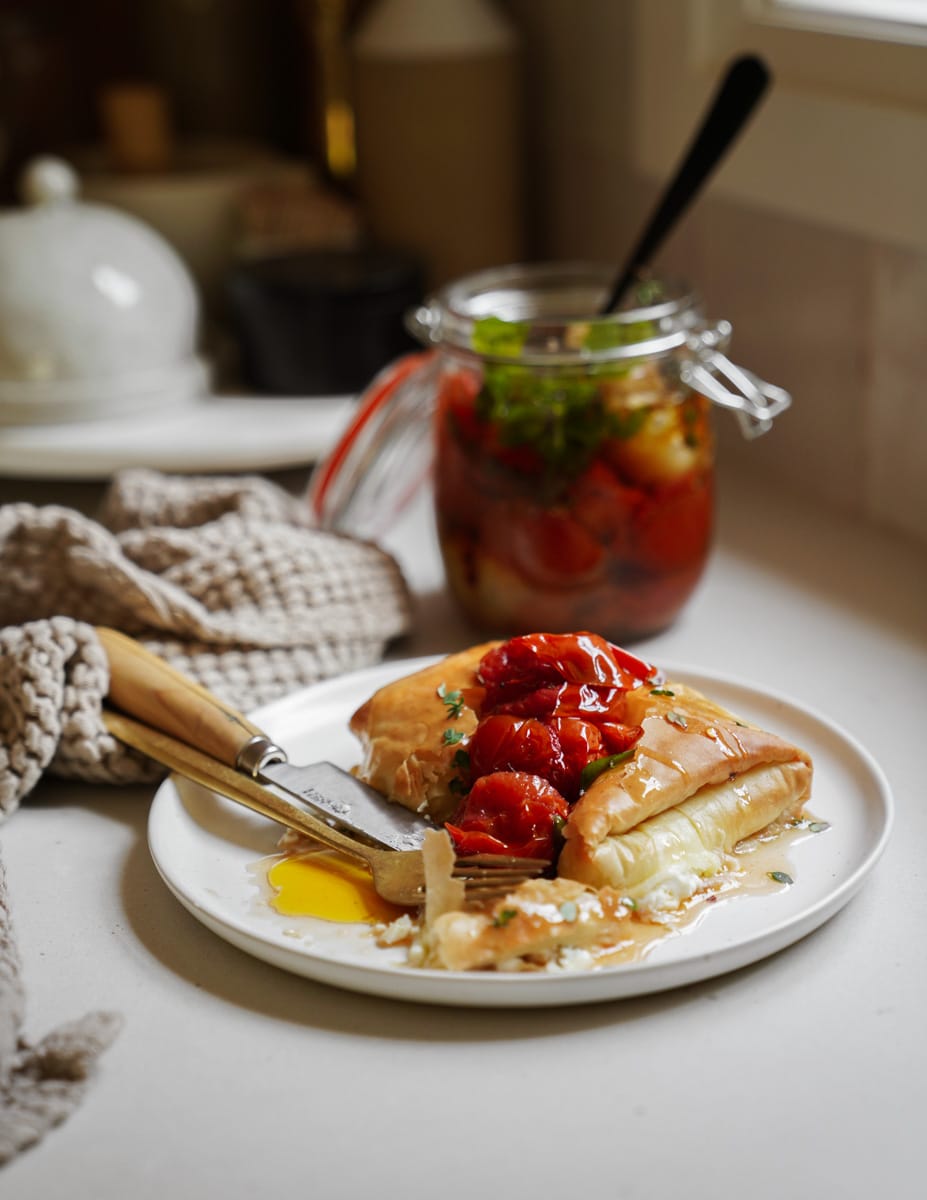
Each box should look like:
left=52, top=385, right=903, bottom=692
left=350, top=841, right=549, bottom=908
left=103, top=708, right=549, bottom=908
left=452, top=854, right=551, bottom=904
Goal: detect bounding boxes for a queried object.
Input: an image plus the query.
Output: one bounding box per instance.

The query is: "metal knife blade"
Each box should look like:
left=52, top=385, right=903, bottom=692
left=258, top=760, right=431, bottom=852
left=102, top=708, right=422, bottom=863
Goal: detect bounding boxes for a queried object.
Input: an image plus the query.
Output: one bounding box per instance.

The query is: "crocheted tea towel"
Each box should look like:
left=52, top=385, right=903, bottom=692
left=1, top=856, right=122, bottom=1163
left=0, top=468, right=412, bottom=818
left=0, top=468, right=412, bottom=1164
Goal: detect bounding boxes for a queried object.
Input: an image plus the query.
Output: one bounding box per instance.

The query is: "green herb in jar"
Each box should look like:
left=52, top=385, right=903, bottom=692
left=470, top=316, right=661, bottom=490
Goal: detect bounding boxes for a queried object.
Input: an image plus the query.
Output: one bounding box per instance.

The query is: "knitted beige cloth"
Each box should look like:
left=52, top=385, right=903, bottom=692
left=0, top=467, right=412, bottom=1163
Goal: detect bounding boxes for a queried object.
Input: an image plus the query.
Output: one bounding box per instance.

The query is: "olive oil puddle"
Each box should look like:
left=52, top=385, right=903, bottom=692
left=249, top=848, right=410, bottom=927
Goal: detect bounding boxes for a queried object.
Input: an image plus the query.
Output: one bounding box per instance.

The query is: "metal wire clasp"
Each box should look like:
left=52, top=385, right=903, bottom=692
left=682, top=322, right=791, bottom=439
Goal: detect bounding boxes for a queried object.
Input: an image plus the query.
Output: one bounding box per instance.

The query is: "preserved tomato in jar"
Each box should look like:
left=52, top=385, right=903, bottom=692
left=412, top=263, right=787, bottom=640
left=309, top=263, right=791, bottom=640
left=433, top=348, right=714, bottom=639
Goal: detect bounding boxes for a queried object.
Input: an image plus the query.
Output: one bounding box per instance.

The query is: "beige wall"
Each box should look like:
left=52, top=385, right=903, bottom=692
left=506, top=0, right=927, bottom=549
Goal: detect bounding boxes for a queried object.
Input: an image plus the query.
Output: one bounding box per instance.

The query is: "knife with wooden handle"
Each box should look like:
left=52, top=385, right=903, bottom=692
left=96, top=626, right=432, bottom=851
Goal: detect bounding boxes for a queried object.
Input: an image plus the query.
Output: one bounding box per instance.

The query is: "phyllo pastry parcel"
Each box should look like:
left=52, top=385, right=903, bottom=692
left=349, top=632, right=814, bottom=971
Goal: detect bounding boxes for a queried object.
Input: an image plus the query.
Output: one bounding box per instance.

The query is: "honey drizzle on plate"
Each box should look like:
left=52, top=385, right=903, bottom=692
left=250, top=816, right=825, bottom=973
left=588, top=815, right=822, bottom=969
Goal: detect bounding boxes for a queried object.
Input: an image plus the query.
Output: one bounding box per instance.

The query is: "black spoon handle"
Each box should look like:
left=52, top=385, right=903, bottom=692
left=602, top=54, right=771, bottom=313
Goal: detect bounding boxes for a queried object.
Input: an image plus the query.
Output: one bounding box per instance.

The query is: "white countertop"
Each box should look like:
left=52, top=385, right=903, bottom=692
left=3, top=466, right=925, bottom=1199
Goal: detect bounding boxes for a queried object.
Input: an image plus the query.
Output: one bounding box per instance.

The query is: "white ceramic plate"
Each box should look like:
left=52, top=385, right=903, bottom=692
left=0, top=394, right=355, bottom=479
left=148, top=658, right=893, bottom=1008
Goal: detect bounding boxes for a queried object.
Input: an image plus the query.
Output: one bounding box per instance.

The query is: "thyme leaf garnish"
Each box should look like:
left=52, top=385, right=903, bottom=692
left=436, top=682, right=465, bottom=720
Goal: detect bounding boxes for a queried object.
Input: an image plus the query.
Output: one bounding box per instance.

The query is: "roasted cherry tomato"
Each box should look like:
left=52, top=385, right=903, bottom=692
left=447, top=771, right=569, bottom=860
left=467, top=713, right=612, bottom=803
left=443, top=633, right=653, bottom=856
left=478, top=632, right=654, bottom=710
left=491, top=682, right=630, bottom=723
left=596, top=721, right=645, bottom=755
left=468, top=716, right=560, bottom=783
left=546, top=717, right=605, bottom=800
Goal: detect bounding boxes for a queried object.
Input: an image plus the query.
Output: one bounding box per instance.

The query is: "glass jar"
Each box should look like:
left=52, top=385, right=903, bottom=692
left=309, top=262, right=790, bottom=641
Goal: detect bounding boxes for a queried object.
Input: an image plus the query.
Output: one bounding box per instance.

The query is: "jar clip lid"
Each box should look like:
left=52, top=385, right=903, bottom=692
left=683, top=322, right=791, bottom=439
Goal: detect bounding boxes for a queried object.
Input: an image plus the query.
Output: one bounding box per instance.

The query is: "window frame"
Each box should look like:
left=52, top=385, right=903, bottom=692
left=746, top=0, right=927, bottom=48
left=629, top=0, right=927, bottom=251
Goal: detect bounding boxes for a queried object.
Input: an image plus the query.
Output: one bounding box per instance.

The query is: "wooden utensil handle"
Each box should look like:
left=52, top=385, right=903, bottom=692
left=96, top=627, right=268, bottom=769
left=102, top=709, right=372, bottom=867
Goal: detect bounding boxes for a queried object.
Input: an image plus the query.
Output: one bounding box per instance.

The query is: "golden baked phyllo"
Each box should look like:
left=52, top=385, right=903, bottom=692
left=349, top=632, right=815, bottom=971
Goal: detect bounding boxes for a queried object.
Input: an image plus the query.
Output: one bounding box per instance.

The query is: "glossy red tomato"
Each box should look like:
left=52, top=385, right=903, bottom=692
left=468, top=716, right=560, bottom=782
left=546, top=717, right=605, bottom=800
left=478, top=632, right=654, bottom=710
left=596, top=721, right=644, bottom=755
left=467, top=713, right=609, bottom=803
left=443, top=633, right=653, bottom=857
left=446, top=772, right=570, bottom=860
left=491, top=682, right=629, bottom=722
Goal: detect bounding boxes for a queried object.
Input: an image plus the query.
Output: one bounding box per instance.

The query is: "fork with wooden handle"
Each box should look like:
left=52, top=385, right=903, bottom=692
left=97, top=628, right=548, bottom=906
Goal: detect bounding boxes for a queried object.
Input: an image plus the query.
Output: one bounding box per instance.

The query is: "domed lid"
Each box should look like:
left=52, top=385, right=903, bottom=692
left=0, top=157, right=208, bottom=426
